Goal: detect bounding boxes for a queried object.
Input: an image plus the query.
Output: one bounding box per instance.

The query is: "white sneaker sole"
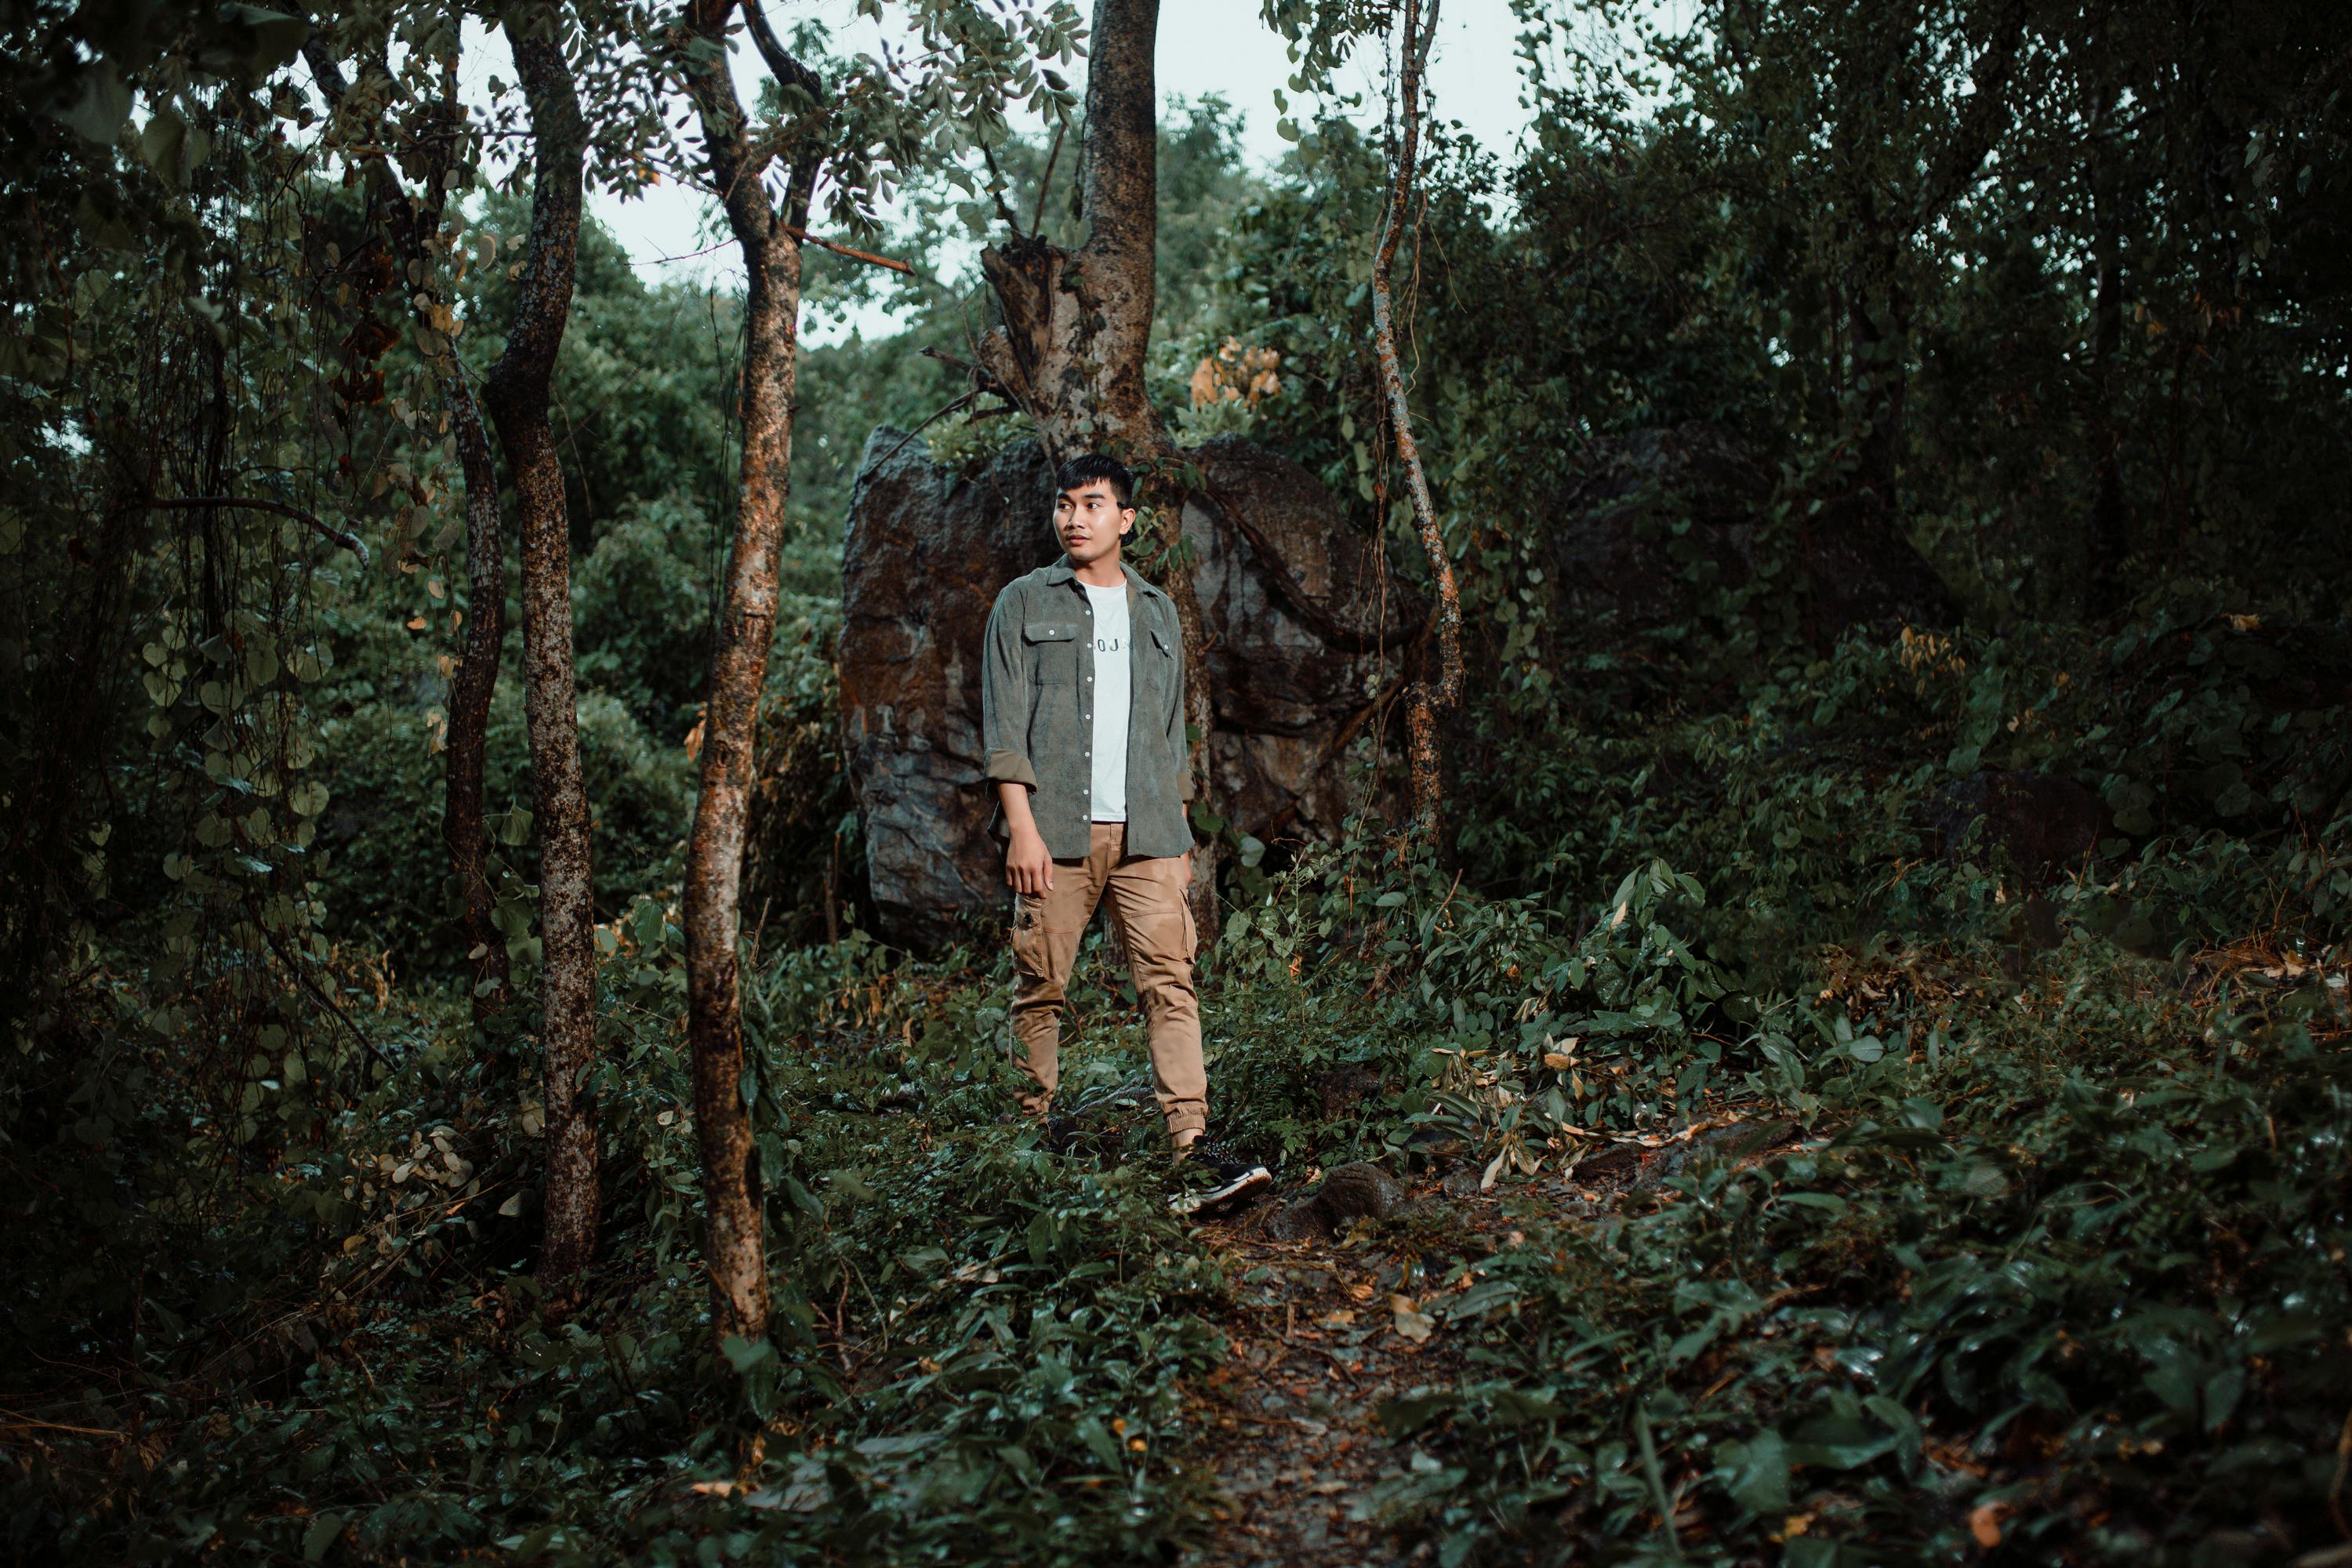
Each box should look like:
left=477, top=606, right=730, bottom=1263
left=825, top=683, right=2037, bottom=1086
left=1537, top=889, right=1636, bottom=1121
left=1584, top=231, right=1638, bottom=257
left=1170, top=1164, right=1272, bottom=1216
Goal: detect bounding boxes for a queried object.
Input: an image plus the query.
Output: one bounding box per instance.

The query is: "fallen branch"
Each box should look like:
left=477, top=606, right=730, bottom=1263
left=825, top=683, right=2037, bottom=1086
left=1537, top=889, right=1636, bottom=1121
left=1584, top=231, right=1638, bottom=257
left=0, top=1407, right=125, bottom=1439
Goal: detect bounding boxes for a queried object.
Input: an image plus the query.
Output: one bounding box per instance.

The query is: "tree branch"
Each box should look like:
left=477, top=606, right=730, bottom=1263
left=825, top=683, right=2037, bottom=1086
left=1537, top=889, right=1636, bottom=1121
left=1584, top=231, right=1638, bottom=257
left=151, top=495, right=369, bottom=565
left=920, top=343, right=1014, bottom=399
left=1190, top=481, right=1421, bottom=655
left=682, top=0, right=778, bottom=247
left=483, top=24, right=588, bottom=412
left=875, top=386, right=993, bottom=467
left=978, top=143, right=1026, bottom=235
left=1911, top=0, right=2030, bottom=235
left=740, top=0, right=826, bottom=102
left=784, top=223, right=913, bottom=274
left=1030, top=118, right=1068, bottom=236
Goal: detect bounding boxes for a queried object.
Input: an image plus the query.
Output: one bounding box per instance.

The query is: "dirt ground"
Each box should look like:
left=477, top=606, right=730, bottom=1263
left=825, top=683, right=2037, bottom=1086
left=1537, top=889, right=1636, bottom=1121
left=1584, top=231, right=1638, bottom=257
left=1181, top=1121, right=1795, bottom=1566
left=1185, top=1179, right=1486, bottom=1568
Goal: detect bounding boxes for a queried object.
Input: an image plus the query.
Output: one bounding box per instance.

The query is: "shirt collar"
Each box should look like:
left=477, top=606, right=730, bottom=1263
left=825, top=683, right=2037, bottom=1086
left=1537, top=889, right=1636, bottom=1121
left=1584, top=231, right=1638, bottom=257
left=1048, top=555, right=1150, bottom=597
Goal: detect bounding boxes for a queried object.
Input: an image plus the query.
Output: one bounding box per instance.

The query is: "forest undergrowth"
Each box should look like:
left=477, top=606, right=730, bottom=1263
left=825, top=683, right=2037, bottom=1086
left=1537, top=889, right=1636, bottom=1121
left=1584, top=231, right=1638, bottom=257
left=8, top=4, right=2352, bottom=1562
left=9, top=608, right=2351, bottom=1568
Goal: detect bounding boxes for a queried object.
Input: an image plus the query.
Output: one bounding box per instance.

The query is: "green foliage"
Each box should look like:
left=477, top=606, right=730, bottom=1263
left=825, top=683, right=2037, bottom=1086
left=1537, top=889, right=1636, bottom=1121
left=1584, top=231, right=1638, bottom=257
left=314, top=685, right=690, bottom=967
left=573, top=495, right=720, bottom=735
left=1206, top=832, right=1755, bottom=1179
left=7, top=922, right=1224, bottom=1566
left=1356, top=956, right=2352, bottom=1566
left=7, top=4, right=2352, bottom=1566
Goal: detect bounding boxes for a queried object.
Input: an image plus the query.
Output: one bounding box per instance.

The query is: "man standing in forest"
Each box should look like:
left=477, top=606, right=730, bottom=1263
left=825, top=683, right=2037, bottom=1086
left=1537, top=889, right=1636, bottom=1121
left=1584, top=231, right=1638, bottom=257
left=980, top=454, right=1271, bottom=1214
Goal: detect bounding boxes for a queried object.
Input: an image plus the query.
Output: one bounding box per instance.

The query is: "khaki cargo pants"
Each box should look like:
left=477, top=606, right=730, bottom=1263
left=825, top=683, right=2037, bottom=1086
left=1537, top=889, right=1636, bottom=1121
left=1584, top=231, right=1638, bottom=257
left=1009, top=822, right=1206, bottom=1140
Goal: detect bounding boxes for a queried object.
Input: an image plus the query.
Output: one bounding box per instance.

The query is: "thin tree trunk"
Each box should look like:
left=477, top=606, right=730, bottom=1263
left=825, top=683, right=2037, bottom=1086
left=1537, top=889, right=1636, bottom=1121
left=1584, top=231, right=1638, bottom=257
left=1370, top=0, right=1457, bottom=846
left=677, top=0, right=825, bottom=1354
left=1850, top=281, right=1907, bottom=524
left=2086, top=119, right=2127, bottom=615
left=305, top=37, right=511, bottom=1023
left=3, top=460, right=152, bottom=1014
left=481, top=20, right=598, bottom=1314
left=443, top=373, right=510, bottom=1021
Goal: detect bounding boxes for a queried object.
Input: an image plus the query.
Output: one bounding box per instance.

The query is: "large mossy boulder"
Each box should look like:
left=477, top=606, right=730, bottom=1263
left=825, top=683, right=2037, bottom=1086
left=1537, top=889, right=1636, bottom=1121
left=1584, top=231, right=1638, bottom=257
left=839, top=430, right=1408, bottom=948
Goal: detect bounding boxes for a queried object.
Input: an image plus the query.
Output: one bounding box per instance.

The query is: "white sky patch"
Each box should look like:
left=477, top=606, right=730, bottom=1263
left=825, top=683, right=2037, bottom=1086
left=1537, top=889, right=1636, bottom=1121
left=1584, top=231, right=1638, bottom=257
left=407, top=3, right=1700, bottom=344
left=583, top=0, right=1545, bottom=341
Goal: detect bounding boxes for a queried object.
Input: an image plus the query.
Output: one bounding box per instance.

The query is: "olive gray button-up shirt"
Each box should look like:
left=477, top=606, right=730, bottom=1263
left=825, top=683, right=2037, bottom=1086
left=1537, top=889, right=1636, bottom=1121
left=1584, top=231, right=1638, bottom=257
left=981, top=556, right=1195, bottom=862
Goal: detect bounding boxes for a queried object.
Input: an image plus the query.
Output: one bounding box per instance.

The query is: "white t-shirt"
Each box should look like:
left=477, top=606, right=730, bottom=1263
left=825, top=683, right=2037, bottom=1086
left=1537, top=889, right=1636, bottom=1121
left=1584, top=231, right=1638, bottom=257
left=1083, top=580, right=1132, bottom=822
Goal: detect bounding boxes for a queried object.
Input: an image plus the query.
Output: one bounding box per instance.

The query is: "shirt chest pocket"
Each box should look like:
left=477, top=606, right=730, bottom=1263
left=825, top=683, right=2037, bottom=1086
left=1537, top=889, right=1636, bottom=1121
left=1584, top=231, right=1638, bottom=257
left=1024, top=620, right=1081, bottom=684
left=1143, top=623, right=1176, bottom=684
left=1140, top=622, right=1177, bottom=711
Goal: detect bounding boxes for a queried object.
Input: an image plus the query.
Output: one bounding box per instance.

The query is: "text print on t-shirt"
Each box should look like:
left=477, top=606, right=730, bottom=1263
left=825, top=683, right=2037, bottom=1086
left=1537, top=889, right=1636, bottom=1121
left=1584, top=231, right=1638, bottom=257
left=1082, top=580, right=1132, bottom=822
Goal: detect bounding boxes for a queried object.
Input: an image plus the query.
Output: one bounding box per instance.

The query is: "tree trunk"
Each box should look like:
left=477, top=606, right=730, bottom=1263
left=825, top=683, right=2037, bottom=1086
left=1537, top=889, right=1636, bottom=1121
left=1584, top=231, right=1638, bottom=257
left=443, top=375, right=511, bottom=1022
left=2, top=462, right=152, bottom=1018
left=677, top=0, right=823, bottom=1356
left=976, top=0, right=1161, bottom=457
left=1370, top=0, right=1457, bottom=847
left=2086, top=158, right=2127, bottom=614
left=481, top=21, right=599, bottom=1315
left=304, top=36, right=511, bottom=1025
left=976, top=0, right=1218, bottom=927
left=1849, top=278, right=1907, bottom=526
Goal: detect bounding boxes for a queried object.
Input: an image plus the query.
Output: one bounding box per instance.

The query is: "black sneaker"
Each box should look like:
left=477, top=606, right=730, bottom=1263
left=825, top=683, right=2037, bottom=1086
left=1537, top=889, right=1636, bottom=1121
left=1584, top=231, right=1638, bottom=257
left=1169, top=1137, right=1272, bottom=1215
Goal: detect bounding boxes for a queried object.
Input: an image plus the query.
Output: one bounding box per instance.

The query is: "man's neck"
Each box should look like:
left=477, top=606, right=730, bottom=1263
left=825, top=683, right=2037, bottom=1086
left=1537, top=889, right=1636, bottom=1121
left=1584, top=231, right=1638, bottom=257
left=1073, top=550, right=1126, bottom=589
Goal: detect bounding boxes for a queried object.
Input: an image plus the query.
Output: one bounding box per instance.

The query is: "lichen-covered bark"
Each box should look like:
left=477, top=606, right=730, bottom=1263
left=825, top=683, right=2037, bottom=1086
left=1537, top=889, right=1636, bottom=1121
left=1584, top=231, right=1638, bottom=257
left=1370, top=0, right=1458, bottom=845
left=480, top=21, right=597, bottom=1314
left=976, top=0, right=1160, bottom=459
left=677, top=0, right=820, bottom=1354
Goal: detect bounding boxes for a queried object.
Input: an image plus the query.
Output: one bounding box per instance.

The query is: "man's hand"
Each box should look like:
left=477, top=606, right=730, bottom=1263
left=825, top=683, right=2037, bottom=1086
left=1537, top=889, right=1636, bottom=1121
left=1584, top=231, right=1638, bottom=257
left=1181, top=849, right=1193, bottom=889
left=1005, top=825, right=1054, bottom=897
left=997, top=781, right=1053, bottom=896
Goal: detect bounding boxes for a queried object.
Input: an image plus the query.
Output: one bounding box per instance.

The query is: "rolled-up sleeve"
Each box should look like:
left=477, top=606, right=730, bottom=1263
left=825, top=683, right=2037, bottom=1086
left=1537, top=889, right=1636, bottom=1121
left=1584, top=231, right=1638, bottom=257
left=980, top=590, right=1038, bottom=790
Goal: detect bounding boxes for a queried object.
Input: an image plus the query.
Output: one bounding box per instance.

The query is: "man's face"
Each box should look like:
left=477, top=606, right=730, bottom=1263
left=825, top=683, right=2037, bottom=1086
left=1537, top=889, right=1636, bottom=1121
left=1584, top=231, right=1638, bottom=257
left=1052, top=480, right=1134, bottom=566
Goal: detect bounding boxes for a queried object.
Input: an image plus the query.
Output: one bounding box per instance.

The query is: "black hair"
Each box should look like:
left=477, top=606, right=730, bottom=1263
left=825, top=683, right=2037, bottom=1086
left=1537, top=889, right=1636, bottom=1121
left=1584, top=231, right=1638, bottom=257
left=1054, top=452, right=1135, bottom=509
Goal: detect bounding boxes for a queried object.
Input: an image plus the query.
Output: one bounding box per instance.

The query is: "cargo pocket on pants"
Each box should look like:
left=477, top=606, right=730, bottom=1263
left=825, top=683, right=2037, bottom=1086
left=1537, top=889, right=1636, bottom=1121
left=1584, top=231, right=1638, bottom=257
left=1011, top=897, right=1054, bottom=982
